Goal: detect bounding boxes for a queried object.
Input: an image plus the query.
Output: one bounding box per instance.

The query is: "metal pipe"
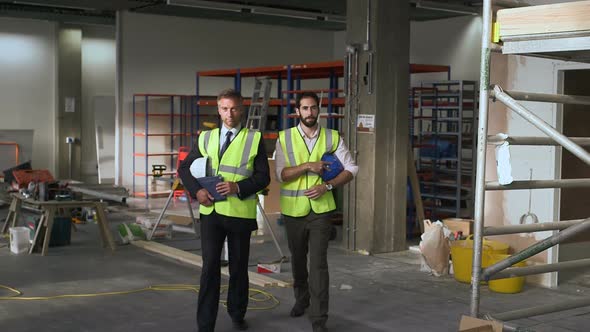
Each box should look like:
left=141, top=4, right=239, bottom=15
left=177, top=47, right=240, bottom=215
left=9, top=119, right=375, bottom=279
left=257, top=201, right=286, bottom=259
left=490, top=297, right=590, bottom=321
left=493, top=85, right=590, bottom=166
left=490, top=258, right=590, bottom=280
left=488, top=134, right=590, bottom=146
left=351, top=46, right=359, bottom=251
left=364, top=0, right=371, bottom=51
left=344, top=44, right=359, bottom=251
left=114, top=10, right=122, bottom=186
left=471, top=0, right=493, bottom=317
left=69, top=185, right=127, bottom=203
left=481, top=219, right=590, bottom=280
left=367, top=51, right=373, bottom=95
left=344, top=49, right=352, bottom=250
left=486, top=179, right=590, bottom=190
left=495, top=90, right=590, bottom=106
left=68, top=140, right=73, bottom=179
left=364, top=0, right=373, bottom=95
left=484, top=218, right=585, bottom=236
left=149, top=190, right=174, bottom=241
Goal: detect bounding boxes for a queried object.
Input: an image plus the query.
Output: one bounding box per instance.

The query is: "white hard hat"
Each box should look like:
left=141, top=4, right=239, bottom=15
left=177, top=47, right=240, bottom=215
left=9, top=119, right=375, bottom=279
left=189, top=157, right=209, bottom=178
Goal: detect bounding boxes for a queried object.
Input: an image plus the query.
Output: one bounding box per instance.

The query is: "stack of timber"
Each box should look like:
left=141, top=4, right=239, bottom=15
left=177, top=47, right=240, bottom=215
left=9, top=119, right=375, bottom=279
left=497, top=1, right=590, bottom=39
left=132, top=240, right=291, bottom=288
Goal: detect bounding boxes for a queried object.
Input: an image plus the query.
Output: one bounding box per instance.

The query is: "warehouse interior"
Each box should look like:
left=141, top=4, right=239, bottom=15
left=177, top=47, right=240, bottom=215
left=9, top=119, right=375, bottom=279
left=2, top=0, right=590, bottom=331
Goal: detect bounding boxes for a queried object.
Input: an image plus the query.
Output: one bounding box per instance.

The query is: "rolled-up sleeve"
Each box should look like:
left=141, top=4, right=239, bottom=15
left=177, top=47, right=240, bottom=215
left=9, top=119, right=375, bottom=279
left=274, top=138, right=286, bottom=183
left=335, top=137, right=358, bottom=177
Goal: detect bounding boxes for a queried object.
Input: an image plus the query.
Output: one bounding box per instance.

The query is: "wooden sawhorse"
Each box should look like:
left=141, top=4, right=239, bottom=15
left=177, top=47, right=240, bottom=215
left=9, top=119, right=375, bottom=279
left=1, top=194, right=116, bottom=255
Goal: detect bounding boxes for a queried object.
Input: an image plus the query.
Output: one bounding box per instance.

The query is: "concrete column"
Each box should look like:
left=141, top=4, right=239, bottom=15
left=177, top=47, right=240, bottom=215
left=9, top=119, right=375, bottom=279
left=57, top=25, right=82, bottom=180
left=344, top=0, right=410, bottom=253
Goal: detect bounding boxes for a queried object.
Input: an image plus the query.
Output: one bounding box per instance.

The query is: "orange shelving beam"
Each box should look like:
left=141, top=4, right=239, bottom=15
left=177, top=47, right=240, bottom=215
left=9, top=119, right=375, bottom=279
left=197, top=61, right=450, bottom=79
left=133, top=93, right=195, bottom=97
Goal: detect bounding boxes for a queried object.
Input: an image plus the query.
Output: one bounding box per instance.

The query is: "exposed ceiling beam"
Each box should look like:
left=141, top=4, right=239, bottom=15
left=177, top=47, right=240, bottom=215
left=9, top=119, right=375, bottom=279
left=166, top=0, right=346, bottom=23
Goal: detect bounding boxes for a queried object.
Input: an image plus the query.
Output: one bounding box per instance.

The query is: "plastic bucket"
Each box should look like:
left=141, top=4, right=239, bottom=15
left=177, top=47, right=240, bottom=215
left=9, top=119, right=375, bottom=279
left=488, top=254, right=526, bottom=294
left=450, top=237, right=509, bottom=284
left=9, top=227, right=30, bottom=254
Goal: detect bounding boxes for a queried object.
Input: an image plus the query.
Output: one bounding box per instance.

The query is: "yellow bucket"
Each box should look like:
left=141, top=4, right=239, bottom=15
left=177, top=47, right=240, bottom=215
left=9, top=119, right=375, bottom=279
left=450, top=236, right=509, bottom=284
left=488, top=254, right=526, bottom=294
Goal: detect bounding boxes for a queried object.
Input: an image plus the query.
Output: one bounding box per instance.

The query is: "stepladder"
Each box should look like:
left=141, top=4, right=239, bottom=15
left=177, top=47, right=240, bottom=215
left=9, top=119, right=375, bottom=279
left=147, top=178, right=198, bottom=240
left=245, top=77, right=272, bottom=132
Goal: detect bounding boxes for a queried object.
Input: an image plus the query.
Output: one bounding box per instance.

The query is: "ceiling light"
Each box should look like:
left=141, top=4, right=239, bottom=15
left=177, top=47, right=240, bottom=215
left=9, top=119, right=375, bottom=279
left=167, top=0, right=345, bottom=23
left=166, top=0, right=242, bottom=13
left=13, top=1, right=96, bottom=11
left=414, top=0, right=479, bottom=16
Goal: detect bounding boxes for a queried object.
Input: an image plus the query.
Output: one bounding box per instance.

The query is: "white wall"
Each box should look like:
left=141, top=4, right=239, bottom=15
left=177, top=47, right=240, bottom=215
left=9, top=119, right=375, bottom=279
left=333, top=30, right=345, bottom=59
left=0, top=18, right=57, bottom=174
left=81, top=25, right=116, bottom=183
left=494, top=57, right=590, bottom=287
left=120, top=12, right=337, bottom=190
left=333, top=15, right=482, bottom=83
left=410, top=15, right=482, bottom=83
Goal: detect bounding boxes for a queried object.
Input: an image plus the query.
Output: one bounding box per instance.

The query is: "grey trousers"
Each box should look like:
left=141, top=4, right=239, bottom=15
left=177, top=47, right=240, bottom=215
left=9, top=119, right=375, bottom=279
left=284, top=210, right=332, bottom=326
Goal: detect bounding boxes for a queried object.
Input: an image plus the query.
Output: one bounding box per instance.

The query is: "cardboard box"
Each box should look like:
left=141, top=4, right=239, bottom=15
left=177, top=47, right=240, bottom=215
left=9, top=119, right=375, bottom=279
left=458, top=316, right=503, bottom=332
left=443, top=218, right=474, bottom=236
left=262, top=159, right=281, bottom=214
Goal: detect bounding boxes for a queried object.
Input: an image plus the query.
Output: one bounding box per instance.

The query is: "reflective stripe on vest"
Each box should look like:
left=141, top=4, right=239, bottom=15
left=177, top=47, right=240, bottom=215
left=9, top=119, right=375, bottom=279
left=198, top=128, right=260, bottom=219
left=279, top=127, right=339, bottom=217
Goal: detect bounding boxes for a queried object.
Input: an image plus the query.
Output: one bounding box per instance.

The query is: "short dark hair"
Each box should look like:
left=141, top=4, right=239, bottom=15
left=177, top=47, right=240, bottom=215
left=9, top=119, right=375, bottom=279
left=217, top=88, right=243, bottom=103
left=296, top=91, right=319, bottom=109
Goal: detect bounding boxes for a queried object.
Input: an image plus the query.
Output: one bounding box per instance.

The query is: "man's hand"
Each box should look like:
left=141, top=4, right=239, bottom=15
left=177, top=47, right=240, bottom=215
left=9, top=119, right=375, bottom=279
left=197, top=188, right=214, bottom=206
left=304, top=184, right=328, bottom=200
left=306, top=161, right=330, bottom=175
left=216, top=181, right=239, bottom=196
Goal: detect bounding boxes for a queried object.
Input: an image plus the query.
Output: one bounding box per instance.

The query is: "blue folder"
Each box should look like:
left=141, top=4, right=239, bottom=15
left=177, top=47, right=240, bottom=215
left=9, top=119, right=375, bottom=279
left=197, top=175, right=226, bottom=202
left=321, top=153, right=344, bottom=182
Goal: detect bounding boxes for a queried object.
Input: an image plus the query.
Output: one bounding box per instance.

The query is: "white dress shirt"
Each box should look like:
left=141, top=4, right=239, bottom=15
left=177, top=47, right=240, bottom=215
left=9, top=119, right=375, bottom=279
left=274, top=124, right=358, bottom=182
left=219, top=124, right=241, bottom=154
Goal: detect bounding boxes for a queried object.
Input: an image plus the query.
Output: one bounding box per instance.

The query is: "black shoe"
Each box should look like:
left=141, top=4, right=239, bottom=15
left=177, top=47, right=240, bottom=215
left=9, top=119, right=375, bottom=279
left=290, top=303, right=309, bottom=317
left=232, top=319, right=248, bottom=330
left=312, top=323, right=327, bottom=332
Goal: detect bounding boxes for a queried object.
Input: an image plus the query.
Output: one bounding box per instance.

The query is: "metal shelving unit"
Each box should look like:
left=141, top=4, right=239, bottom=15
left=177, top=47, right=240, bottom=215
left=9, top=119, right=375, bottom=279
left=196, top=61, right=453, bottom=140
left=196, top=61, right=346, bottom=139
left=412, top=80, right=477, bottom=220
left=132, top=94, right=197, bottom=198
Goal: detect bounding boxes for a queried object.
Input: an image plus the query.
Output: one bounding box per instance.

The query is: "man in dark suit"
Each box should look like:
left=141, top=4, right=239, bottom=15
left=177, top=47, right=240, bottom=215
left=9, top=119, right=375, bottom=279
left=178, top=88, right=270, bottom=332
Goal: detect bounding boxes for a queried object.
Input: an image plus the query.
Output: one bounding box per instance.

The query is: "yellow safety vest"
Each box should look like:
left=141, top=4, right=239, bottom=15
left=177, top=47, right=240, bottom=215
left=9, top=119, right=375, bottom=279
left=279, top=127, right=339, bottom=217
left=197, top=128, right=260, bottom=219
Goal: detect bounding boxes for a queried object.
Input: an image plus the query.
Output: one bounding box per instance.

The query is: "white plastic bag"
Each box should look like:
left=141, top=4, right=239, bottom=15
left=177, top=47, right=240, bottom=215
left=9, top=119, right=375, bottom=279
left=495, top=141, right=514, bottom=185
left=419, top=220, right=451, bottom=276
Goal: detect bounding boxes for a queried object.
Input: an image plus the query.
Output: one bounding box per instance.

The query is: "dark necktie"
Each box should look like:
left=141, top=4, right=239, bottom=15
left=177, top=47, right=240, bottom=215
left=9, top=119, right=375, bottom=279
left=220, top=131, right=233, bottom=157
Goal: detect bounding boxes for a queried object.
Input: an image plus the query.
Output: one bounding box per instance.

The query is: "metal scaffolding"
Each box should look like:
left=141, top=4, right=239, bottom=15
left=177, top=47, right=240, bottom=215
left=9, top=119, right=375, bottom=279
left=472, top=0, right=590, bottom=326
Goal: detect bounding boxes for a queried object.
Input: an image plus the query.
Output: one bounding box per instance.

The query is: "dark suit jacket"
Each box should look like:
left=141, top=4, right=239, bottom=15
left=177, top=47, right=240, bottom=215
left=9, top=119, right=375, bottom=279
left=178, top=129, right=270, bottom=227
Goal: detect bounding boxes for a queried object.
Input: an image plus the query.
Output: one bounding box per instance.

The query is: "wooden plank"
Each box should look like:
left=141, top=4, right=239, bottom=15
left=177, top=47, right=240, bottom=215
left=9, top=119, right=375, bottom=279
left=95, top=203, right=117, bottom=251
left=498, top=1, right=590, bottom=38
left=131, top=240, right=291, bottom=288
left=407, top=145, right=425, bottom=234
left=41, top=207, right=56, bottom=256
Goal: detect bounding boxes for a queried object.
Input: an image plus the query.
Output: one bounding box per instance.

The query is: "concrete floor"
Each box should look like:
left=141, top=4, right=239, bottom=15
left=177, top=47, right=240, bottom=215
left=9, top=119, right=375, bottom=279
left=1, top=198, right=590, bottom=332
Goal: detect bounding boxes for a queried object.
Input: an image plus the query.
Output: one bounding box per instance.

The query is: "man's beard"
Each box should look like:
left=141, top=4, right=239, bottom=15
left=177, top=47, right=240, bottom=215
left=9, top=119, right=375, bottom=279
left=300, top=115, right=318, bottom=128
